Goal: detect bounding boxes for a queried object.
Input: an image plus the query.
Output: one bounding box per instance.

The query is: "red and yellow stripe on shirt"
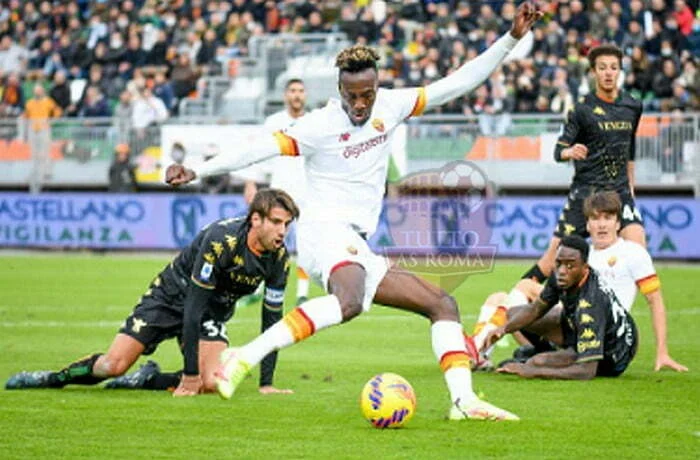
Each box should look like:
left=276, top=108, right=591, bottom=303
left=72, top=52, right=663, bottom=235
left=439, top=351, right=471, bottom=372
left=273, top=131, right=300, bottom=157
left=636, top=274, right=660, bottom=295
left=409, top=87, right=427, bottom=117
left=283, top=307, right=315, bottom=342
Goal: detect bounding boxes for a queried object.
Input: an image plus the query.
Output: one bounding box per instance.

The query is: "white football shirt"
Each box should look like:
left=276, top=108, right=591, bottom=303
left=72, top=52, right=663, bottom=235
left=273, top=87, right=426, bottom=234
left=588, top=238, right=660, bottom=311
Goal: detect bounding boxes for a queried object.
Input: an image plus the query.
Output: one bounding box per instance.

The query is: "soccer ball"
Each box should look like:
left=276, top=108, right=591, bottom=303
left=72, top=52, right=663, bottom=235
left=360, top=373, right=416, bottom=429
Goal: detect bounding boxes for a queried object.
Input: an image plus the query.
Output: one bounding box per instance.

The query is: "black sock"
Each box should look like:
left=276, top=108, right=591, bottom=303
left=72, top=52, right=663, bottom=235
left=520, top=330, right=556, bottom=353
left=51, top=353, right=105, bottom=387
left=142, top=371, right=182, bottom=390
left=522, top=264, right=548, bottom=283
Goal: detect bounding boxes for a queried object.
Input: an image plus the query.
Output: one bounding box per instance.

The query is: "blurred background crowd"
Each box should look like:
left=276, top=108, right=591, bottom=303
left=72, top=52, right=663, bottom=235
left=0, top=0, right=698, bottom=125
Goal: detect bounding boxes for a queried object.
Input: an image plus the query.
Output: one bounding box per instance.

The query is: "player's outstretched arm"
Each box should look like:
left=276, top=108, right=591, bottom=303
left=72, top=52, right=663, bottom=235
left=165, top=134, right=282, bottom=186
left=645, top=290, right=688, bottom=372
left=423, top=1, right=541, bottom=110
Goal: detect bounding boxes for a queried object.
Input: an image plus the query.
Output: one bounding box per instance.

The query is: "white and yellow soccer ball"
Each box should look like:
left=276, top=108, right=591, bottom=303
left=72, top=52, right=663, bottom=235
left=360, top=373, right=416, bottom=429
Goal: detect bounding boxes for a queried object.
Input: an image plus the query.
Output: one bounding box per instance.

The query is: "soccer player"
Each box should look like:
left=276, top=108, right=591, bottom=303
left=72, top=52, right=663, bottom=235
left=522, top=44, right=645, bottom=284
left=483, top=236, right=639, bottom=380
left=472, top=191, right=687, bottom=372
left=166, top=2, right=543, bottom=420
left=247, top=78, right=312, bottom=305
left=5, top=190, right=299, bottom=396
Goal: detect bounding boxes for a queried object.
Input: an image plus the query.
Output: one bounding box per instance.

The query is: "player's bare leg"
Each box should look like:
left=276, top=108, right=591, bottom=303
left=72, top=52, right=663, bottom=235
left=199, top=340, right=228, bottom=392
left=93, top=334, right=145, bottom=377
left=620, top=222, right=646, bottom=247
left=373, top=267, right=519, bottom=421
left=6, top=333, right=144, bottom=389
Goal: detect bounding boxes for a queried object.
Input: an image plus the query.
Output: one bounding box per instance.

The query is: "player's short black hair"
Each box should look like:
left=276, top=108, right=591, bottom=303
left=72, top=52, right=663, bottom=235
left=247, top=188, right=300, bottom=223
left=559, top=235, right=590, bottom=262
left=285, top=78, right=304, bottom=89
left=335, top=45, right=379, bottom=74
left=583, top=191, right=622, bottom=221
left=588, top=44, right=623, bottom=67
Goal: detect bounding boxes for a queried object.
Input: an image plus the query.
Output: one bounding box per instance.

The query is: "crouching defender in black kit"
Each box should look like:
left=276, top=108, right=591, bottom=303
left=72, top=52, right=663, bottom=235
left=486, top=236, right=638, bottom=380
left=5, top=189, right=299, bottom=397
left=523, top=44, right=645, bottom=284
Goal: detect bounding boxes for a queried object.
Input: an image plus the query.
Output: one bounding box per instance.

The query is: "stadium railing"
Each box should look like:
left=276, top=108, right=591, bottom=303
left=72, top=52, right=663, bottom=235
left=0, top=112, right=697, bottom=194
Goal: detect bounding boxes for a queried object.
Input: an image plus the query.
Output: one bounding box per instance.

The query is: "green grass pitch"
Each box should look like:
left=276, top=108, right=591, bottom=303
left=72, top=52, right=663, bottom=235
left=1, top=254, right=698, bottom=459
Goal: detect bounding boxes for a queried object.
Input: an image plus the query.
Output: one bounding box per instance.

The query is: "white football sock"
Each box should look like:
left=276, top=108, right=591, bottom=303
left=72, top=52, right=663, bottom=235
left=431, top=320, right=476, bottom=403
left=239, top=295, right=343, bottom=366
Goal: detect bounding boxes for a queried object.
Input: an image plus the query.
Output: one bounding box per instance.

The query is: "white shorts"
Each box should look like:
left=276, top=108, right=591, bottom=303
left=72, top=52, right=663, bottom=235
left=296, top=221, right=389, bottom=312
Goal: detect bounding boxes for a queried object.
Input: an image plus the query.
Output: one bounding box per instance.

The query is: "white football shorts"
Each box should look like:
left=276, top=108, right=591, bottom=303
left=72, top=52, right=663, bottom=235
left=296, top=221, right=389, bottom=311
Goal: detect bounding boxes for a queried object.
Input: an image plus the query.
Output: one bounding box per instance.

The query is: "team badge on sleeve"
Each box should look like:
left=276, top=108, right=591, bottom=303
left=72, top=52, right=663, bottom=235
left=200, top=262, right=214, bottom=282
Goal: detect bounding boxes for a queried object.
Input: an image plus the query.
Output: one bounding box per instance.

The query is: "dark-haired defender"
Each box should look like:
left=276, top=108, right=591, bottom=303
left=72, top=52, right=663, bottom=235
left=485, top=235, right=638, bottom=380
left=523, top=44, right=645, bottom=283
left=166, top=2, right=542, bottom=421
left=6, top=190, right=299, bottom=396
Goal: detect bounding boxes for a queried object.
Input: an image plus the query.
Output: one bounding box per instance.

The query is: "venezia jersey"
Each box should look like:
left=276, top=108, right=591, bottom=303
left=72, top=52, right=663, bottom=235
left=162, top=217, right=289, bottom=321
left=540, top=270, right=636, bottom=368
left=555, top=92, right=642, bottom=192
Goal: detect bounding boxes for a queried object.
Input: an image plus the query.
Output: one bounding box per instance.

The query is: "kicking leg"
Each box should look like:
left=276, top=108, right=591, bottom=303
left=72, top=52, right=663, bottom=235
left=373, top=267, right=518, bottom=421
left=216, top=264, right=364, bottom=399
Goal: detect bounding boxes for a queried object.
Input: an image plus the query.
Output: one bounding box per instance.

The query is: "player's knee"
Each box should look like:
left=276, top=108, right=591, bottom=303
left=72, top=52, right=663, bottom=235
left=430, top=292, right=459, bottom=322
left=95, top=356, right=131, bottom=377
left=485, top=291, right=508, bottom=306
left=337, top=294, right=363, bottom=321
left=515, top=279, right=540, bottom=299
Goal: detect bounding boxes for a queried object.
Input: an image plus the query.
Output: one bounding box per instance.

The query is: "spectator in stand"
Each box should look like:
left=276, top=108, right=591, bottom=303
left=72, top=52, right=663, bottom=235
left=153, top=71, right=175, bottom=114
left=113, top=90, right=133, bottom=145
left=108, top=143, right=138, bottom=193
left=652, top=59, right=679, bottom=101
left=24, top=84, right=61, bottom=183
left=0, top=73, right=24, bottom=117
left=132, top=86, right=168, bottom=131
left=0, top=35, right=28, bottom=74
left=49, top=70, right=71, bottom=111
left=79, top=86, right=111, bottom=118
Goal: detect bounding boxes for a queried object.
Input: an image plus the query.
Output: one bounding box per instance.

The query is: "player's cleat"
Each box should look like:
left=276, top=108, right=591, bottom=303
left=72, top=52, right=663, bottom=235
left=512, top=344, right=538, bottom=362
left=463, top=334, right=487, bottom=370
left=104, top=360, right=160, bottom=389
left=448, top=398, right=520, bottom=421
left=5, top=371, right=56, bottom=389
left=474, top=358, right=495, bottom=372
left=215, top=348, right=251, bottom=400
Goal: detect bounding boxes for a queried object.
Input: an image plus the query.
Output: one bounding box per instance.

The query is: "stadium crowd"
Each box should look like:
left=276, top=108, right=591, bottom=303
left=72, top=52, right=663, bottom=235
left=0, top=0, right=698, bottom=122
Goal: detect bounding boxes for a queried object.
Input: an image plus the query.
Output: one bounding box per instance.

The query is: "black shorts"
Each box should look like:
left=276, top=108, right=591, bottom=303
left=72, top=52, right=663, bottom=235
left=119, top=285, right=229, bottom=355
left=596, top=317, right=639, bottom=378
left=554, top=188, right=643, bottom=238
left=560, top=311, right=638, bottom=378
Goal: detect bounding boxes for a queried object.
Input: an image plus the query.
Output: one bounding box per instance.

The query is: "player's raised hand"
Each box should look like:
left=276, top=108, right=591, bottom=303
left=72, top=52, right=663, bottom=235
left=165, top=163, right=196, bottom=186
left=259, top=385, right=294, bottom=395
left=565, top=143, right=589, bottom=160
left=654, top=353, right=688, bottom=372
left=173, top=374, right=202, bottom=397
left=510, top=1, right=544, bottom=39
